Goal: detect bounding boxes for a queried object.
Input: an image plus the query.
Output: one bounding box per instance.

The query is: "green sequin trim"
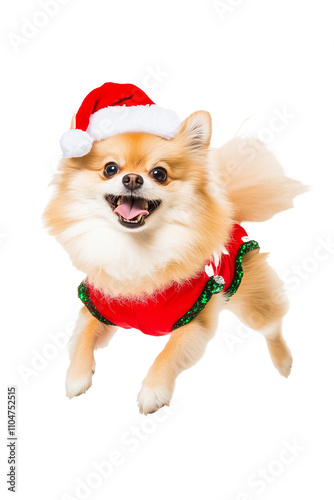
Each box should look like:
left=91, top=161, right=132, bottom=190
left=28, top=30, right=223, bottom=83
left=171, top=275, right=225, bottom=331
left=171, top=240, right=259, bottom=331
left=224, top=240, right=259, bottom=299
left=78, top=281, right=116, bottom=326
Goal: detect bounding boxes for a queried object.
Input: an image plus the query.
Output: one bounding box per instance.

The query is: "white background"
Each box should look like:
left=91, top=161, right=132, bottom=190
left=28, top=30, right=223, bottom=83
left=1, top=0, right=334, bottom=499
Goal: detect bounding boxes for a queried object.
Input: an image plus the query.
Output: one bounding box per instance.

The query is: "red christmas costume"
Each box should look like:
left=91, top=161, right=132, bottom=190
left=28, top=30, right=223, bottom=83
left=78, top=224, right=259, bottom=336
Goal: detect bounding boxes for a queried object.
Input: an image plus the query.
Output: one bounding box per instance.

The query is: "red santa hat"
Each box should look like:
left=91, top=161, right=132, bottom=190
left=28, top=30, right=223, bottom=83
left=60, top=82, right=182, bottom=158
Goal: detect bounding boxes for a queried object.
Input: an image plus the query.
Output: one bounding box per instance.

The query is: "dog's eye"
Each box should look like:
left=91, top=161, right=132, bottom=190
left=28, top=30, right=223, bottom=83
left=103, top=162, right=119, bottom=178
left=150, top=167, right=167, bottom=183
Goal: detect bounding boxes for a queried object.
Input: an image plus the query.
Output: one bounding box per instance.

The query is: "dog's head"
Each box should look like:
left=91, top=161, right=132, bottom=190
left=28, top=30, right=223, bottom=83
left=44, top=111, right=232, bottom=288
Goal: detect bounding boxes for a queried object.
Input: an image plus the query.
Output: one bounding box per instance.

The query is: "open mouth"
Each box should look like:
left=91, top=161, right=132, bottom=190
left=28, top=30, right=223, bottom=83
left=105, top=194, right=162, bottom=229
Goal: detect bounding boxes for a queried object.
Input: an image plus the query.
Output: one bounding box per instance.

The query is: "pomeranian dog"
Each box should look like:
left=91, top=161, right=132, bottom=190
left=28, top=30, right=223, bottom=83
left=44, top=82, right=305, bottom=414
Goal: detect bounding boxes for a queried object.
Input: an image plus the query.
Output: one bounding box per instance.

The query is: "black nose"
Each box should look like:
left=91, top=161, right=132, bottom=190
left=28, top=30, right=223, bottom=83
left=122, top=173, right=144, bottom=191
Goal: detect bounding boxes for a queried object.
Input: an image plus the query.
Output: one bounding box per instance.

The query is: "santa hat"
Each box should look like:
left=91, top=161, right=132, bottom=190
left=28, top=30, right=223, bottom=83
left=60, top=82, right=182, bottom=158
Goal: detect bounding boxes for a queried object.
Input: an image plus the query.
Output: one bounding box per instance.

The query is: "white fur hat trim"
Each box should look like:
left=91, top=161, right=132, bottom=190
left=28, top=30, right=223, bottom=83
left=60, top=105, right=181, bottom=158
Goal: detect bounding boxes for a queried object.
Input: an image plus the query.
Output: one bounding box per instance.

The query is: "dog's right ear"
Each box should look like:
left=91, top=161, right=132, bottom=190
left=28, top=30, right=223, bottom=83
left=70, top=113, right=76, bottom=129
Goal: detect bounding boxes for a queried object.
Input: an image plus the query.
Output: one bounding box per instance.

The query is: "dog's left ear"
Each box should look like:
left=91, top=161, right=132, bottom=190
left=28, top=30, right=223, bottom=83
left=174, top=111, right=212, bottom=153
left=70, top=113, right=76, bottom=129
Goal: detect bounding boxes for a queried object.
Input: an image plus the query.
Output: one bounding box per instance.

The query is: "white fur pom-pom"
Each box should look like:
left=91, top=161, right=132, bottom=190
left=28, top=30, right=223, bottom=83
left=60, top=129, right=93, bottom=158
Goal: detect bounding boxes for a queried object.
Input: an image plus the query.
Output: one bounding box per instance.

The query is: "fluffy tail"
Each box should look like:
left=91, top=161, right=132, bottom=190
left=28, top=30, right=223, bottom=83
left=212, top=137, right=307, bottom=223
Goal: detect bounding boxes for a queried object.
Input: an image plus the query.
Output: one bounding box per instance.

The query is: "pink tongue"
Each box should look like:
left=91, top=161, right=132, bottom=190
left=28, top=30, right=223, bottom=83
left=114, top=197, right=149, bottom=220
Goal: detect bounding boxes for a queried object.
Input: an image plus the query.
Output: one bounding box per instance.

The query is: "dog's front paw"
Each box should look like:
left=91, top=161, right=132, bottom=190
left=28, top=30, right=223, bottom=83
left=137, top=384, right=172, bottom=415
left=65, top=365, right=93, bottom=399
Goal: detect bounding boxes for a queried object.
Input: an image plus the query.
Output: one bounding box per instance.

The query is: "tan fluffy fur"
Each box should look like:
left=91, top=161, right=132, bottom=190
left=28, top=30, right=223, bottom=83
left=212, top=137, right=306, bottom=223
left=44, top=110, right=306, bottom=414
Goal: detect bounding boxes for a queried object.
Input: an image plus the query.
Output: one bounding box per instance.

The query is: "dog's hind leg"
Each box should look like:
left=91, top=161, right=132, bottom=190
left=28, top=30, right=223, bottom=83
left=225, top=250, right=293, bottom=378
